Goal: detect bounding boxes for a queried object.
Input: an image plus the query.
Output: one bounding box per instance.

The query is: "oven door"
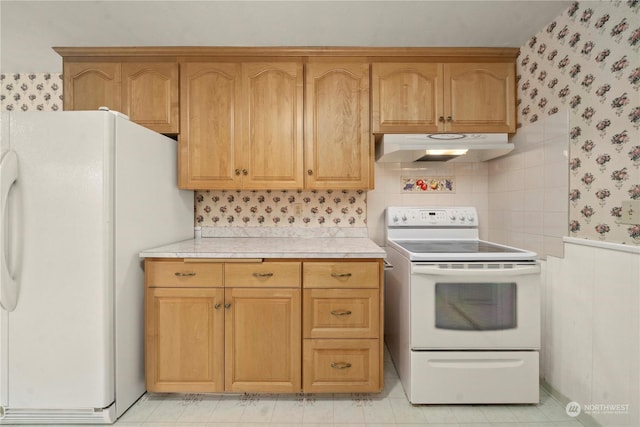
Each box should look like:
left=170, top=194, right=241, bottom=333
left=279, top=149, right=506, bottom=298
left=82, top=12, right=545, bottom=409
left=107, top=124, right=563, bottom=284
left=410, top=262, right=540, bottom=350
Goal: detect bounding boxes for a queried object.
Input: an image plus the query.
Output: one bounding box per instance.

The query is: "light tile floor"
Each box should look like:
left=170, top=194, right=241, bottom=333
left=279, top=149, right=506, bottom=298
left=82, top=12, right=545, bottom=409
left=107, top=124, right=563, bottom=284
left=115, top=348, right=585, bottom=427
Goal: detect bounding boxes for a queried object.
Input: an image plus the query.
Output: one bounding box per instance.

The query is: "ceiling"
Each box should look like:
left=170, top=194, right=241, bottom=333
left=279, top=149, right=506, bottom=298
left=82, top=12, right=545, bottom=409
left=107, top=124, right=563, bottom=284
left=0, top=0, right=571, bottom=72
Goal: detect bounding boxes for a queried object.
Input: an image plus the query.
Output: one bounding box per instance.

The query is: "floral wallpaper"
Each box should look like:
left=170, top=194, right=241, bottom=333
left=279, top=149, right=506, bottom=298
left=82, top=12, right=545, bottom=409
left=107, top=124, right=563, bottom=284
left=0, top=73, right=63, bottom=112
left=195, top=189, right=367, bottom=227
left=518, top=0, right=640, bottom=244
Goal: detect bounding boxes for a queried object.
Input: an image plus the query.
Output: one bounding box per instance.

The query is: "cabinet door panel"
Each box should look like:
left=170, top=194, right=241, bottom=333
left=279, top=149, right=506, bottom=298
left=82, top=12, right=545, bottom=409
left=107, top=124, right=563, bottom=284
left=64, top=62, right=121, bottom=112
left=242, top=62, right=304, bottom=189
left=225, top=288, right=301, bottom=392
left=305, top=62, right=370, bottom=189
left=180, top=63, right=242, bottom=189
left=444, top=63, right=516, bottom=133
left=372, top=63, right=443, bottom=133
left=145, top=287, right=224, bottom=392
left=122, top=62, right=179, bottom=134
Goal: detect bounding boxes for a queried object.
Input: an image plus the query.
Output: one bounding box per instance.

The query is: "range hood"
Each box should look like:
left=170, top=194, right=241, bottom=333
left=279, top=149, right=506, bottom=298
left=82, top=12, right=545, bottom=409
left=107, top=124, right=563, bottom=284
left=375, top=133, right=514, bottom=163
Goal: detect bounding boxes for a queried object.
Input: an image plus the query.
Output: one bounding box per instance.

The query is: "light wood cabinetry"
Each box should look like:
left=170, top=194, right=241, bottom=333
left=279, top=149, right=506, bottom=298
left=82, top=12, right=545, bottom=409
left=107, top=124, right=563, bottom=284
left=372, top=62, right=516, bottom=134
left=63, top=62, right=121, bottom=113
left=302, top=261, right=383, bottom=393
left=145, top=259, right=302, bottom=393
left=179, top=62, right=304, bottom=190
left=61, top=60, right=179, bottom=134
left=224, top=261, right=301, bottom=392
left=144, top=257, right=383, bottom=394
left=145, top=260, right=224, bottom=392
left=304, top=62, right=371, bottom=189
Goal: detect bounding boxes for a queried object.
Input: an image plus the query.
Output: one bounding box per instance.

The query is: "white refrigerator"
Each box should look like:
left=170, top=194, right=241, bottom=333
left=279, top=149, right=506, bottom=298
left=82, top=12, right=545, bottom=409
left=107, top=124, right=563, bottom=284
left=0, top=111, right=194, bottom=424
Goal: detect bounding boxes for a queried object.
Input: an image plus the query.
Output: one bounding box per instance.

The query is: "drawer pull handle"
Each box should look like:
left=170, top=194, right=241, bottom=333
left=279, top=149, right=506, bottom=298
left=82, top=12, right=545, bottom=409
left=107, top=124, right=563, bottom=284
left=331, top=362, right=352, bottom=369
left=174, top=272, right=196, bottom=277
left=330, top=310, right=352, bottom=316
left=214, top=303, right=222, bottom=310
left=252, top=272, right=274, bottom=278
left=331, top=273, right=352, bottom=278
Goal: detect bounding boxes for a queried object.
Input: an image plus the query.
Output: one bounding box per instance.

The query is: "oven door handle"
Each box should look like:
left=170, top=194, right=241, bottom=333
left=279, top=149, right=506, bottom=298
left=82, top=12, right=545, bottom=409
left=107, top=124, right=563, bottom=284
left=412, top=264, right=540, bottom=276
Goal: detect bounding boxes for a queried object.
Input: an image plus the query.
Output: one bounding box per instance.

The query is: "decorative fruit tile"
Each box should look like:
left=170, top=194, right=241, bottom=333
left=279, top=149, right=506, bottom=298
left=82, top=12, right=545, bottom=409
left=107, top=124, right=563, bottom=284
left=401, top=177, right=455, bottom=193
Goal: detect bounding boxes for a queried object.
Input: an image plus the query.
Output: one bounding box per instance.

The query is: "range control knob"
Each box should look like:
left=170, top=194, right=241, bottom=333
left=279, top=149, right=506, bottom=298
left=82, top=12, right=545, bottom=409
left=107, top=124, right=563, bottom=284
left=392, top=215, right=399, bottom=223
left=401, top=215, right=408, bottom=222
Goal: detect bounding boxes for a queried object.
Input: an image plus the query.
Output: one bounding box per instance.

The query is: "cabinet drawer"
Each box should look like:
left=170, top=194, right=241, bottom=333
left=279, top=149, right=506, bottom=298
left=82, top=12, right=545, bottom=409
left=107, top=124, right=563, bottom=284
left=225, top=262, right=301, bottom=288
left=145, top=259, right=223, bottom=288
left=303, top=289, right=379, bottom=339
left=303, top=262, right=379, bottom=288
left=303, top=339, right=380, bottom=393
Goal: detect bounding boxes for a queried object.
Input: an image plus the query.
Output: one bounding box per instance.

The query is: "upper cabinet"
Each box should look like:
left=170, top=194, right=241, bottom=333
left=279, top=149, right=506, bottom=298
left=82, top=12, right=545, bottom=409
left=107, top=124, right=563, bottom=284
left=56, top=47, right=519, bottom=190
left=179, top=61, right=304, bottom=190
left=122, top=62, right=179, bottom=134
left=305, top=62, right=371, bottom=190
left=63, top=62, right=122, bottom=112
left=61, top=59, right=179, bottom=134
left=372, top=61, right=516, bottom=134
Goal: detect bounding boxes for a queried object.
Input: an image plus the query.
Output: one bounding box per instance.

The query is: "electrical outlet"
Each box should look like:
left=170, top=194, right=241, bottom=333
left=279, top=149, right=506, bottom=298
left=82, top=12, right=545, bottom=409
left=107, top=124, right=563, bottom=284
left=621, top=200, right=640, bottom=225
left=293, top=203, right=303, bottom=215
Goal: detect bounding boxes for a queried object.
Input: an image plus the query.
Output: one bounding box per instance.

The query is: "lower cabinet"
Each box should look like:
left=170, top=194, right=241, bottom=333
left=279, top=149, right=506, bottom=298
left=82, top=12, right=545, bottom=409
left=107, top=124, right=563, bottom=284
left=144, top=258, right=382, bottom=394
left=302, top=261, right=383, bottom=393
left=145, top=287, right=225, bottom=392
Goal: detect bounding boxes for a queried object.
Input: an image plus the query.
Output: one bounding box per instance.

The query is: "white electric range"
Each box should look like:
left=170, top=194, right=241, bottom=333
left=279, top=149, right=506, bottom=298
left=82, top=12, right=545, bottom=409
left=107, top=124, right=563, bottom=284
left=384, top=206, right=541, bottom=404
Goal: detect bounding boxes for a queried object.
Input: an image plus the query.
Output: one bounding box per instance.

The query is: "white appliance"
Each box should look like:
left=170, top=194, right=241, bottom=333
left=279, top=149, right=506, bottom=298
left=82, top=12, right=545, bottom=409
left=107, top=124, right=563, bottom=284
left=0, top=111, right=194, bottom=424
left=375, top=133, right=514, bottom=162
left=384, top=207, right=540, bottom=404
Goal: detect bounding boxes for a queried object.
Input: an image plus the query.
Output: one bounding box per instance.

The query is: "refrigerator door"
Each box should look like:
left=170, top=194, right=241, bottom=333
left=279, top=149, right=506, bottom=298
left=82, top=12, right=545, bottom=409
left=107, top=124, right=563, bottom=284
left=3, top=112, right=115, bottom=411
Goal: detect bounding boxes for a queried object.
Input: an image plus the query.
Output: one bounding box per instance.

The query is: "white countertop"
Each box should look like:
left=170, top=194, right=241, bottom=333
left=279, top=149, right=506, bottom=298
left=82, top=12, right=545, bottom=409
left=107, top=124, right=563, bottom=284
left=139, top=237, right=386, bottom=259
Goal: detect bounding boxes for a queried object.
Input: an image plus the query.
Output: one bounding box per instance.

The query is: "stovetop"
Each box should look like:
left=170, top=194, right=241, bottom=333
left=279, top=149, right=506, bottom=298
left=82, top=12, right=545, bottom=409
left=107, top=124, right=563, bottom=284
left=385, top=207, right=538, bottom=262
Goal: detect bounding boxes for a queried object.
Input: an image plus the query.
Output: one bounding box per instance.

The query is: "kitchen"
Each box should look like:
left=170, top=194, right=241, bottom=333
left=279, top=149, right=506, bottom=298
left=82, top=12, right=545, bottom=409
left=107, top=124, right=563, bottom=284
left=1, top=1, right=639, bottom=426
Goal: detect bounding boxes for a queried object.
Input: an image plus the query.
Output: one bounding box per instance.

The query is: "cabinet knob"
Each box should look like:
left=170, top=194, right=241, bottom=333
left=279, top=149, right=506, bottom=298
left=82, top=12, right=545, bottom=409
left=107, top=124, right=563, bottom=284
left=235, top=169, right=241, bottom=176
left=224, top=303, right=231, bottom=309
left=307, top=169, right=313, bottom=176
left=252, top=272, right=274, bottom=278
left=447, top=116, right=453, bottom=122
left=438, top=116, right=445, bottom=123
left=174, top=271, right=196, bottom=277
left=331, top=362, right=352, bottom=369
left=330, top=310, right=352, bottom=316
left=214, top=303, right=222, bottom=310
left=242, top=169, right=248, bottom=176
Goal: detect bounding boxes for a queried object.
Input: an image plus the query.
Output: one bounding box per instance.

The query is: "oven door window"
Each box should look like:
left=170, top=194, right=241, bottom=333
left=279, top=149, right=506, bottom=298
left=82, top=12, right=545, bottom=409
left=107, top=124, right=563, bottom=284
left=435, top=282, right=516, bottom=331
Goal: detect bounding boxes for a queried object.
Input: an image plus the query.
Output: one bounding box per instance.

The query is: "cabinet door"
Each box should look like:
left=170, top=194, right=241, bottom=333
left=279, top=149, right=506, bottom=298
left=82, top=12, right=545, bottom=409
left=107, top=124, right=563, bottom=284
left=371, top=63, right=443, bottom=133
left=242, top=62, right=304, bottom=189
left=444, top=63, right=516, bottom=133
left=145, top=287, right=224, bottom=392
left=179, top=63, right=242, bottom=189
left=225, top=288, right=301, bottom=392
left=63, top=62, right=121, bottom=112
left=304, top=62, right=371, bottom=189
left=122, top=62, right=179, bottom=134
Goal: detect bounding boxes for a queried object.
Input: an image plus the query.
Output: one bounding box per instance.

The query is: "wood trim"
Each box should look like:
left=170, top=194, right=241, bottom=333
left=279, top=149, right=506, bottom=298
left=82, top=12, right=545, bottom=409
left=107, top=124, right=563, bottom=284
left=54, top=46, right=520, bottom=61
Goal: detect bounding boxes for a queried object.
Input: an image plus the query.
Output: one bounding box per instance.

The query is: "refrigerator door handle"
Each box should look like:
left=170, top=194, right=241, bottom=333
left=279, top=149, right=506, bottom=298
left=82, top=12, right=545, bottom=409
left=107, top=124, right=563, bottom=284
left=0, top=150, right=18, bottom=311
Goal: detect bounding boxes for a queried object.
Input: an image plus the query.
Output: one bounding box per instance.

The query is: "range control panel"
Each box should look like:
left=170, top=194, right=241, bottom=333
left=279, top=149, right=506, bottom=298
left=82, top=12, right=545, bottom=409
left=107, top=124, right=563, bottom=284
left=386, top=207, right=478, bottom=227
